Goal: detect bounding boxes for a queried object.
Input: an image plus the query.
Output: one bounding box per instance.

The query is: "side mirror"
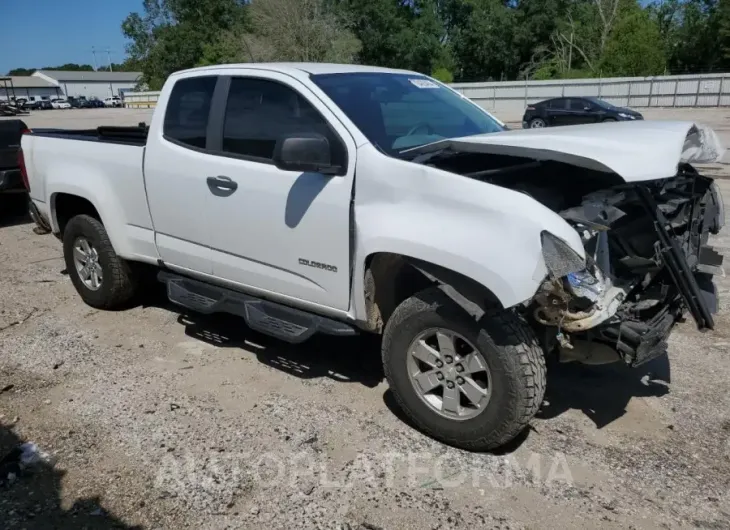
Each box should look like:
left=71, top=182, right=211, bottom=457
left=273, top=133, right=341, bottom=175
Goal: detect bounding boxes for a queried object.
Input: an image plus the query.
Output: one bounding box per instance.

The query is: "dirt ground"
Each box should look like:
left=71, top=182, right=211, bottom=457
left=1, top=108, right=730, bottom=529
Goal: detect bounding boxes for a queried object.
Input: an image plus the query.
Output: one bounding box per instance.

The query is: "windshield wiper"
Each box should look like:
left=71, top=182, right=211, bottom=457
left=397, top=146, right=455, bottom=163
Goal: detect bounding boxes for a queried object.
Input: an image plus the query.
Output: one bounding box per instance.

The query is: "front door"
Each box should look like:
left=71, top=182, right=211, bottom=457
left=565, top=98, right=597, bottom=125
left=548, top=98, right=570, bottom=126
left=202, top=72, right=356, bottom=311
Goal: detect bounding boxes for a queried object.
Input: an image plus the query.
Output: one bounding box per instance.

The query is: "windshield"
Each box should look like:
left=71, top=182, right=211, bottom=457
left=311, top=72, right=505, bottom=155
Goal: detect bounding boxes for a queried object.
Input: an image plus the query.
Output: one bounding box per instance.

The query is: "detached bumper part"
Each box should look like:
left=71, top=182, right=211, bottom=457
left=638, top=186, right=715, bottom=330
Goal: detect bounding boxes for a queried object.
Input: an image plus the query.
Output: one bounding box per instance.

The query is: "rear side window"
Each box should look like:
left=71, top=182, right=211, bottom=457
left=164, top=76, right=217, bottom=149
left=567, top=98, right=588, bottom=110
left=548, top=99, right=567, bottom=110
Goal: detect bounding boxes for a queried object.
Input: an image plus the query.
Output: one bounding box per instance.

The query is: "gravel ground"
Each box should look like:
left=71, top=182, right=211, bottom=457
left=1, top=109, right=730, bottom=529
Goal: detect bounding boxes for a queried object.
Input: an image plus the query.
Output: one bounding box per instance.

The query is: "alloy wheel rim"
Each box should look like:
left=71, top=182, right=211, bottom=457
left=73, top=237, right=103, bottom=291
left=406, top=328, right=492, bottom=420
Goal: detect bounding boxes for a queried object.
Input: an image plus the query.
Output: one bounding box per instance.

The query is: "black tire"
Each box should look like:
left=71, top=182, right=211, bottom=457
left=529, top=117, right=547, bottom=128
left=382, top=287, right=546, bottom=451
left=602, top=117, right=617, bottom=122
left=62, top=214, right=138, bottom=309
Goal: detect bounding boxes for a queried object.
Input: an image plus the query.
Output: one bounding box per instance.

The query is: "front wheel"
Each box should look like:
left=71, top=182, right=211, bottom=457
left=63, top=214, right=139, bottom=309
left=382, top=287, right=546, bottom=451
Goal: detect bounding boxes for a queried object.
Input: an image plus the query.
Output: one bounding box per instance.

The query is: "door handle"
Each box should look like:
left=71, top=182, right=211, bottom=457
left=207, top=176, right=238, bottom=192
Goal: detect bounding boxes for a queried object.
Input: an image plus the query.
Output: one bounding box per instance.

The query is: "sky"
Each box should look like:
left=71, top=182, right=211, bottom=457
left=0, top=0, right=144, bottom=75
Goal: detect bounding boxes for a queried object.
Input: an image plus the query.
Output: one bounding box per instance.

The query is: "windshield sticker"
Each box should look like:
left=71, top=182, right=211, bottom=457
left=409, top=78, right=439, bottom=89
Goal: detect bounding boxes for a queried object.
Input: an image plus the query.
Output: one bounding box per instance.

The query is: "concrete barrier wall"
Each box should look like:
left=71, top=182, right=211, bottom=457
left=451, top=73, right=730, bottom=116
left=123, top=91, right=160, bottom=109
left=124, top=73, right=730, bottom=114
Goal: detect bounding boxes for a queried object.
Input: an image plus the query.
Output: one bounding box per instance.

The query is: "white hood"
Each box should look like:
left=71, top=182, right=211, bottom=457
left=405, top=121, right=725, bottom=182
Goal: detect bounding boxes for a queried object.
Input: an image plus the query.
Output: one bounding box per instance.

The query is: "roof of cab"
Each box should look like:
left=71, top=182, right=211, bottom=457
left=172, top=62, right=418, bottom=78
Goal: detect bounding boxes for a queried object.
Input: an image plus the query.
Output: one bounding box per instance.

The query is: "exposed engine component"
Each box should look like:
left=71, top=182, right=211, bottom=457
left=533, top=271, right=629, bottom=333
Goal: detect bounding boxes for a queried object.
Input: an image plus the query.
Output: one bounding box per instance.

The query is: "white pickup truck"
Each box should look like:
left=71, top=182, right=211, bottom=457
left=21, top=63, right=725, bottom=451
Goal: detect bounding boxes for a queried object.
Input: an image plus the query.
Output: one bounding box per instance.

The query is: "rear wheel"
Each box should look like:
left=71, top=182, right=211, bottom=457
left=529, top=117, right=547, bottom=128
left=62, top=214, right=138, bottom=309
left=382, top=287, right=546, bottom=451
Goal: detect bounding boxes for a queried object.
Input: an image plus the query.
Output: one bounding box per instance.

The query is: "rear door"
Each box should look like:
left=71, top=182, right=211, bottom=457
left=144, top=75, right=220, bottom=274
left=203, top=71, right=356, bottom=311
left=546, top=98, right=569, bottom=126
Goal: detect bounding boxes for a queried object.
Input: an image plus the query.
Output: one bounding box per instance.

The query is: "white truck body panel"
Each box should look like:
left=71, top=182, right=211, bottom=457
left=24, top=134, right=157, bottom=262
left=22, top=63, right=725, bottom=326
left=349, top=143, right=583, bottom=320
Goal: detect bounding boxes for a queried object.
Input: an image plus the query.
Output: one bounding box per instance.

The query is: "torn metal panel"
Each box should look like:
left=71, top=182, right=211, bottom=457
left=682, top=124, right=726, bottom=164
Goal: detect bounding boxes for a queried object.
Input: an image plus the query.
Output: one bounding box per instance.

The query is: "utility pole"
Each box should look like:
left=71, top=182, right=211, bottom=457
left=91, top=47, right=98, bottom=71
left=106, top=48, right=113, bottom=72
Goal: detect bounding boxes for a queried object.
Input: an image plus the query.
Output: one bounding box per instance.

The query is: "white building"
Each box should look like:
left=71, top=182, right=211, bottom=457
left=32, top=70, right=143, bottom=100
left=0, top=76, right=61, bottom=103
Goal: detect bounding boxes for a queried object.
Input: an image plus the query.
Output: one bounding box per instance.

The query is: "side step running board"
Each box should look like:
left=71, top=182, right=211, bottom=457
left=158, top=271, right=356, bottom=343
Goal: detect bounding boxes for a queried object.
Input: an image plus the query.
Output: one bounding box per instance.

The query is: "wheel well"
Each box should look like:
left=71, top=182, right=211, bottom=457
left=53, top=194, right=100, bottom=236
left=363, top=253, right=503, bottom=333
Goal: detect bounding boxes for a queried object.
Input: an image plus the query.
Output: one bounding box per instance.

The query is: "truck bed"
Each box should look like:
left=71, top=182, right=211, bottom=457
left=23, top=125, right=153, bottom=257
left=30, top=124, right=149, bottom=147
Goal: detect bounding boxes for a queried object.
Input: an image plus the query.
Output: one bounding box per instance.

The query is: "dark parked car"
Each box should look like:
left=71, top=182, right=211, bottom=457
left=522, top=97, right=643, bottom=128
left=69, top=97, right=93, bottom=109
left=0, top=119, right=27, bottom=194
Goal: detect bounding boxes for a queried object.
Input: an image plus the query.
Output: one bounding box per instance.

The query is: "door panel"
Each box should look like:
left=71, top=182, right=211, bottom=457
left=204, top=72, right=356, bottom=311
left=547, top=99, right=569, bottom=126
left=566, top=99, right=596, bottom=125
left=144, top=75, right=220, bottom=274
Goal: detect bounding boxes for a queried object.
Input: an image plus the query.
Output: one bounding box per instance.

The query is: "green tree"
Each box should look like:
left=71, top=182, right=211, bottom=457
left=718, top=0, right=730, bottom=68
left=335, top=0, right=451, bottom=74
left=450, top=0, right=520, bottom=81
left=650, top=0, right=720, bottom=73
left=599, top=4, right=666, bottom=75
left=7, top=64, right=95, bottom=76
left=122, top=0, right=245, bottom=89
left=245, top=0, right=361, bottom=62
left=7, top=68, right=35, bottom=76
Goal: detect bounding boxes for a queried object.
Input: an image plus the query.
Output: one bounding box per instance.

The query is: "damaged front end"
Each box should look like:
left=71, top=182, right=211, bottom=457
left=404, top=120, right=726, bottom=367
left=534, top=168, right=723, bottom=367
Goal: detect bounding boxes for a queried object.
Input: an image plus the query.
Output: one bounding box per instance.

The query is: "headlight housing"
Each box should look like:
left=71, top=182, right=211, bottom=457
left=541, top=231, right=586, bottom=278
left=618, top=112, right=633, bottom=119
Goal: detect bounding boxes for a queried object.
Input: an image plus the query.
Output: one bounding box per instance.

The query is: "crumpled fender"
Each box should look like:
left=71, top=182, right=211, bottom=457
left=349, top=144, right=584, bottom=322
